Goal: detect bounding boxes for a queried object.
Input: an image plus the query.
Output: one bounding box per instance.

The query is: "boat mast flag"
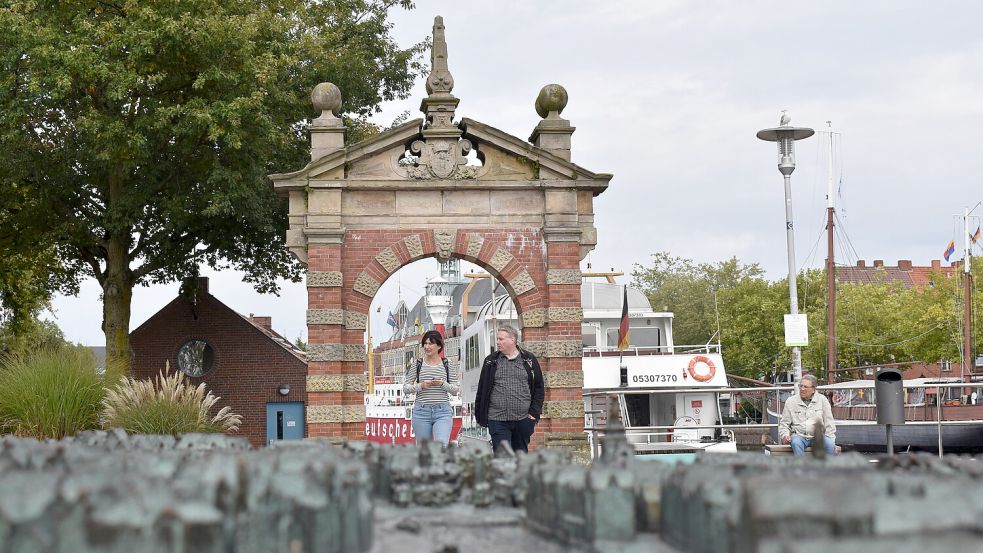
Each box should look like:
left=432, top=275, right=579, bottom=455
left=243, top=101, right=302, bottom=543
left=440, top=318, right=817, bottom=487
left=944, top=240, right=956, bottom=262
left=617, top=286, right=630, bottom=351
left=972, top=226, right=981, bottom=246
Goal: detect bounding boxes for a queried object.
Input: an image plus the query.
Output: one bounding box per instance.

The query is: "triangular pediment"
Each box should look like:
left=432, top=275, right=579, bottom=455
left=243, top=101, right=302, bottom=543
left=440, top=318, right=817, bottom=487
left=270, top=116, right=610, bottom=191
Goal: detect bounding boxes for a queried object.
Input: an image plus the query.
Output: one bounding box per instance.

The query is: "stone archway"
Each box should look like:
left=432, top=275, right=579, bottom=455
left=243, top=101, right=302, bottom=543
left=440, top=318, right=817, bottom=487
left=270, top=17, right=611, bottom=451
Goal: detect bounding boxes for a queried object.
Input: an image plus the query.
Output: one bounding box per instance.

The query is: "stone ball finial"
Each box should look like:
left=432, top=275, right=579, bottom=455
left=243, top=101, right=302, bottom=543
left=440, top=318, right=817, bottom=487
left=535, top=84, right=568, bottom=118
left=311, top=82, right=342, bottom=117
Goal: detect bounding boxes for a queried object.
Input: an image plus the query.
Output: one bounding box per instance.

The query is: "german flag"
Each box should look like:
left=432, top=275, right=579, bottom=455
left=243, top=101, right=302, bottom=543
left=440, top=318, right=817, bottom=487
left=617, top=286, right=630, bottom=351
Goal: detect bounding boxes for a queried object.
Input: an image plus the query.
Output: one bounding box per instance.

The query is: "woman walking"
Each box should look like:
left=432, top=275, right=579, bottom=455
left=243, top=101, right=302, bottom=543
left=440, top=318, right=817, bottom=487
left=404, top=330, right=459, bottom=445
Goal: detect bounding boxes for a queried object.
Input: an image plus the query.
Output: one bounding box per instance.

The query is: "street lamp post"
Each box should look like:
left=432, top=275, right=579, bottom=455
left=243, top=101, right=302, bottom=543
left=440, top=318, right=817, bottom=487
left=757, top=111, right=814, bottom=382
left=425, top=275, right=452, bottom=337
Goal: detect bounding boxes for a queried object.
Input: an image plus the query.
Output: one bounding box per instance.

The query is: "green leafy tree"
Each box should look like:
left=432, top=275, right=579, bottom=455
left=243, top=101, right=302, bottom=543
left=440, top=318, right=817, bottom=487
left=0, top=0, right=425, bottom=372
left=631, top=252, right=765, bottom=348
left=718, top=269, right=826, bottom=379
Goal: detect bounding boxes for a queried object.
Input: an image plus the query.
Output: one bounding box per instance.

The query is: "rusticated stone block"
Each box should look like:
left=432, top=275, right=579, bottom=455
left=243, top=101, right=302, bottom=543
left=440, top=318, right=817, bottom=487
left=343, top=374, right=367, bottom=392
left=307, top=375, right=344, bottom=392
left=544, top=370, right=584, bottom=388
left=342, top=405, right=366, bottom=423
left=546, top=269, right=582, bottom=285
left=523, top=341, right=548, bottom=359
left=465, top=234, right=484, bottom=259
left=511, top=270, right=536, bottom=296
left=307, top=308, right=344, bottom=325
left=545, top=400, right=584, bottom=419
left=403, top=234, right=424, bottom=259
left=308, top=343, right=344, bottom=362
left=547, top=340, right=583, bottom=358
left=307, top=271, right=343, bottom=287
left=548, top=307, right=583, bottom=322
left=344, top=310, right=367, bottom=330
left=375, top=247, right=400, bottom=274
left=344, top=344, right=366, bottom=362
left=433, top=230, right=456, bottom=261
left=489, top=247, right=515, bottom=272
left=522, top=308, right=547, bottom=328
left=353, top=273, right=381, bottom=297
left=307, top=405, right=343, bottom=423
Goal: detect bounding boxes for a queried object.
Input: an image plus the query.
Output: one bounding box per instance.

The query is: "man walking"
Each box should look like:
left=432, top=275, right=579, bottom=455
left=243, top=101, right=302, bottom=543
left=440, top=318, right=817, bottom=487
left=474, top=325, right=545, bottom=452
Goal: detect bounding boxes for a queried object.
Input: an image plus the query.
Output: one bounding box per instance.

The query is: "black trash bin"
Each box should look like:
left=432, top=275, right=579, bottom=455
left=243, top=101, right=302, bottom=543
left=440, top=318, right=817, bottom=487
left=875, top=368, right=905, bottom=425
left=875, top=367, right=904, bottom=454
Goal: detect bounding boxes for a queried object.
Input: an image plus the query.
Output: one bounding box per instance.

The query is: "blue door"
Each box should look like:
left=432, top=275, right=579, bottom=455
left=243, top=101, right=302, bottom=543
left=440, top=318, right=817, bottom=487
left=266, top=402, right=304, bottom=446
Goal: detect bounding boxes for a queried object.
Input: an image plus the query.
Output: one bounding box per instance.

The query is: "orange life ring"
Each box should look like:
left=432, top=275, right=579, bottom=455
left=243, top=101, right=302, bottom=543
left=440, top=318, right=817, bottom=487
left=687, top=355, right=716, bottom=382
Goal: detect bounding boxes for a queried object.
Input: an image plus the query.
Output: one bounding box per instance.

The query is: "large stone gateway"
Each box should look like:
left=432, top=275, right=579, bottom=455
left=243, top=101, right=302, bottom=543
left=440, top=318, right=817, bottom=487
left=269, top=17, right=612, bottom=449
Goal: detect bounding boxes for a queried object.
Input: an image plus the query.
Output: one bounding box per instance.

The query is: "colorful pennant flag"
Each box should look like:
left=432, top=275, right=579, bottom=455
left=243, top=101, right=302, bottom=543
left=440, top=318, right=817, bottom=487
left=617, top=286, right=630, bottom=351
left=972, top=226, right=981, bottom=245
left=944, top=240, right=956, bottom=262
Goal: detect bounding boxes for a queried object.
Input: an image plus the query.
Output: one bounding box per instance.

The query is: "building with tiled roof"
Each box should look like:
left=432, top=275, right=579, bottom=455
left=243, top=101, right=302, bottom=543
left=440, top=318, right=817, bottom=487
left=836, top=259, right=960, bottom=290
left=130, top=277, right=307, bottom=447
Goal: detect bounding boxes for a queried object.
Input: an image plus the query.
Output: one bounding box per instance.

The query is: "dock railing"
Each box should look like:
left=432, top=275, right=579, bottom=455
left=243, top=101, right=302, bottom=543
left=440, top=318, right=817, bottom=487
left=583, top=381, right=983, bottom=459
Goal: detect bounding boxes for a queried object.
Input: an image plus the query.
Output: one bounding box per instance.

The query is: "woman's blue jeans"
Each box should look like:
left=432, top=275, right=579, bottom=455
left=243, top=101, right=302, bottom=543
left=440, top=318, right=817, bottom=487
left=412, top=403, right=454, bottom=445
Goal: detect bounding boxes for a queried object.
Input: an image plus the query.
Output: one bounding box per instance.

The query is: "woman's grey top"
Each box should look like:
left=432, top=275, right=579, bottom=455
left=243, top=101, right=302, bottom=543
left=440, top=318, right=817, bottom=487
left=403, top=360, right=460, bottom=405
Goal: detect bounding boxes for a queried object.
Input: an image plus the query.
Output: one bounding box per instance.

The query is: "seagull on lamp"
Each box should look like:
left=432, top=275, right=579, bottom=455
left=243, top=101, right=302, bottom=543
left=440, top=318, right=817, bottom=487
left=779, top=110, right=791, bottom=126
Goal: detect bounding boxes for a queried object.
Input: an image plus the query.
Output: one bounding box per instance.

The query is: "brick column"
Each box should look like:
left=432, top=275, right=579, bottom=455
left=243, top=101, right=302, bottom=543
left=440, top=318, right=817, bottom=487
left=304, top=243, right=350, bottom=441
left=538, top=241, right=588, bottom=458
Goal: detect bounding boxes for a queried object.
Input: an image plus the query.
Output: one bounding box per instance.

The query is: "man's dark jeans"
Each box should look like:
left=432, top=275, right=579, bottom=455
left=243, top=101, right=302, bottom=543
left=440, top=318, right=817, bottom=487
left=488, top=418, right=537, bottom=452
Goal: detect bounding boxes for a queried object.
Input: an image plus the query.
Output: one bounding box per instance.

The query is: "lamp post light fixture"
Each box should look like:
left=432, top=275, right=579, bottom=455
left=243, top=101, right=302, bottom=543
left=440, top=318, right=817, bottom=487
left=425, top=275, right=452, bottom=337
left=757, top=111, right=814, bottom=383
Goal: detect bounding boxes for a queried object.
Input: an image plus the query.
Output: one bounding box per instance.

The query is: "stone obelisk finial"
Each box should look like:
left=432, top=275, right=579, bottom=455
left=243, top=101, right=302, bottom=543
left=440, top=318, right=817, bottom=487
left=410, top=16, right=471, bottom=179
left=419, top=16, right=460, bottom=130
left=425, top=16, right=454, bottom=96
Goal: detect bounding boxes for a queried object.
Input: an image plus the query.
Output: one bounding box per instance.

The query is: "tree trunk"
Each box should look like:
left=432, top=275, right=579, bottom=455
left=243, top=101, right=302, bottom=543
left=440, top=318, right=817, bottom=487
left=102, top=231, right=133, bottom=376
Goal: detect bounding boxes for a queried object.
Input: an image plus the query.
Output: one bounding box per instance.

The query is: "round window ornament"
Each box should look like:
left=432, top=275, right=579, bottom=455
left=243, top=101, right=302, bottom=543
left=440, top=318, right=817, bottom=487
left=177, top=340, right=214, bottom=377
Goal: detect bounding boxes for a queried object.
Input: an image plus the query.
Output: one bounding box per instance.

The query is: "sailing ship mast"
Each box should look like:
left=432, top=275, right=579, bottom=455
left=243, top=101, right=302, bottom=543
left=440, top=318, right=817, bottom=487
left=962, top=205, right=975, bottom=382
left=825, top=123, right=838, bottom=382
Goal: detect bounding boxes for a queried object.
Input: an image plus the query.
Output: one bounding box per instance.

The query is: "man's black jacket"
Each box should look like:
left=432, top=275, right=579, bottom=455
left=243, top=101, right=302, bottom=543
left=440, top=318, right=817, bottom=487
left=474, top=349, right=545, bottom=427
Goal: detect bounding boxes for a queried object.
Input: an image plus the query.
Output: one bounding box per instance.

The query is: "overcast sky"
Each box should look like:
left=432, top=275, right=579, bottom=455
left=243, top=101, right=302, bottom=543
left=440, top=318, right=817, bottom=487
left=47, top=1, right=983, bottom=346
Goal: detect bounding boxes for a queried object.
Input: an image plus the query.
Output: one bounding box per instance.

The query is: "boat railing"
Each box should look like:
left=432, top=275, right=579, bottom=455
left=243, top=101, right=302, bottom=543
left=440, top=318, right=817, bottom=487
left=584, top=382, right=983, bottom=458
left=582, top=343, right=722, bottom=357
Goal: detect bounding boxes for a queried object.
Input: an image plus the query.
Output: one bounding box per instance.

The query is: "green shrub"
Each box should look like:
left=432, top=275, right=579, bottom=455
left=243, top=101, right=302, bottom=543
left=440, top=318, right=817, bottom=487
left=102, top=370, right=241, bottom=435
left=0, top=346, right=104, bottom=439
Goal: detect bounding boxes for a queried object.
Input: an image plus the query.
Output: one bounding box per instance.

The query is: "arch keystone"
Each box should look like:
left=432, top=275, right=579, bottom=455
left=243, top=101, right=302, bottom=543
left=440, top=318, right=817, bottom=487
left=433, top=230, right=457, bottom=261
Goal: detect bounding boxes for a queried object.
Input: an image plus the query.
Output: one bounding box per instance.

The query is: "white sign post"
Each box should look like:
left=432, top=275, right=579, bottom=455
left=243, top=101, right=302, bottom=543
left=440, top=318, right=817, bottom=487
left=784, top=314, right=809, bottom=347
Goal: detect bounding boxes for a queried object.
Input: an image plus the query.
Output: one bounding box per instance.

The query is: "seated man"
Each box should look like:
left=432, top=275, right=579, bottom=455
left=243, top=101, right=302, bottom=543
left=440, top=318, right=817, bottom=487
left=779, top=374, right=837, bottom=456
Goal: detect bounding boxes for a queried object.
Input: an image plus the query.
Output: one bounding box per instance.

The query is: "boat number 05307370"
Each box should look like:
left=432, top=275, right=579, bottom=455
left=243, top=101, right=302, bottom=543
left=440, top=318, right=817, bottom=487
left=632, top=374, right=679, bottom=383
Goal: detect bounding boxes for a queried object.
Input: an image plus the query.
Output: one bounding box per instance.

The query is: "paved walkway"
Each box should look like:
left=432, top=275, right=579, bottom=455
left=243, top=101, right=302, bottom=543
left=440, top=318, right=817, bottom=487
left=371, top=505, right=680, bottom=553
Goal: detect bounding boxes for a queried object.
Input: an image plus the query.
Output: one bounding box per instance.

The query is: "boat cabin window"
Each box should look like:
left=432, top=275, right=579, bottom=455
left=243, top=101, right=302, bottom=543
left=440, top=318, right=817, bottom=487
left=605, top=327, right=661, bottom=348
left=624, top=395, right=651, bottom=426
left=582, top=324, right=598, bottom=349
left=465, top=335, right=479, bottom=370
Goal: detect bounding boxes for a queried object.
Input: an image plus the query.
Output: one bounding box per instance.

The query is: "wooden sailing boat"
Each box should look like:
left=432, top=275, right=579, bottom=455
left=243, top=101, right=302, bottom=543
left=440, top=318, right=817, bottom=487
left=818, top=127, right=983, bottom=452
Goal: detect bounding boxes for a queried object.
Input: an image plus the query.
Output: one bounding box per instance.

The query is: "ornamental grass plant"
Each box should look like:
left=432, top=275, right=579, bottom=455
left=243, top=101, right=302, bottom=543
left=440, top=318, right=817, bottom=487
left=102, top=369, right=241, bottom=435
left=0, top=346, right=105, bottom=439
